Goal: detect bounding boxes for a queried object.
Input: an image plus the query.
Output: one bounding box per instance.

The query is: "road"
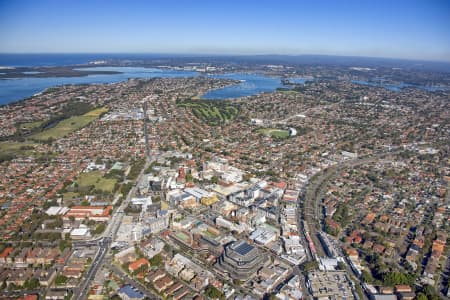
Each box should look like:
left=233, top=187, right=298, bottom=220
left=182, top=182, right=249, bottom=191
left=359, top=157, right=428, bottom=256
left=301, top=151, right=400, bottom=259
left=251, top=241, right=312, bottom=300
left=300, top=151, right=401, bottom=300
left=0, top=288, right=46, bottom=298
left=302, top=166, right=337, bottom=258
left=73, top=157, right=153, bottom=299
left=107, top=262, right=160, bottom=299
left=437, top=254, right=450, bottom=298
left=73, top=237, right=110, bottom=299
left=291, top=265, right=313, bottom=300
left=106, top=159, right=152, bottom=239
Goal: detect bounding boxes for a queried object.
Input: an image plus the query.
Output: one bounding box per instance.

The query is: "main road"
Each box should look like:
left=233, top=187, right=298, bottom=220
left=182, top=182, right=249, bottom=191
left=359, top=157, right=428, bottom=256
left=300, top=150, right=402, bottom=300
left=73, top=237, right=110, bottom=299
left=73, top=157, right=153, bottom=300
left=301, top=150, right=400, bottom=259
left=107, top=261, right=160, bottom=300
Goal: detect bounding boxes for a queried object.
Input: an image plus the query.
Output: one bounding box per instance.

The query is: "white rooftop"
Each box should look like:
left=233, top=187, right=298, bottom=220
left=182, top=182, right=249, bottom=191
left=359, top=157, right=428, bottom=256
left=71, top=228, right=90, bottom=236
left=46, top=206, right=70, bottom=216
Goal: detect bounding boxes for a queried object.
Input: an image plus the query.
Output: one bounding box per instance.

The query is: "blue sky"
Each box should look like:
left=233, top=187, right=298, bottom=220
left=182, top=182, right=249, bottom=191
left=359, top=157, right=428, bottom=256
left=0, top=0, right=449, bottom=61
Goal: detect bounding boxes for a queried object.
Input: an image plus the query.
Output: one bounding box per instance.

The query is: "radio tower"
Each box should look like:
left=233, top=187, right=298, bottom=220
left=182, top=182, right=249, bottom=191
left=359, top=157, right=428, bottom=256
left=143, top=101, right=151, bottom=161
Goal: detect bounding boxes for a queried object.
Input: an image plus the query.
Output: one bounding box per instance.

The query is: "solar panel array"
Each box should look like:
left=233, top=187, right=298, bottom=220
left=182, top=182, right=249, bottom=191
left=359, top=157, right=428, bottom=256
left=234, top=242, right=254, bottom=256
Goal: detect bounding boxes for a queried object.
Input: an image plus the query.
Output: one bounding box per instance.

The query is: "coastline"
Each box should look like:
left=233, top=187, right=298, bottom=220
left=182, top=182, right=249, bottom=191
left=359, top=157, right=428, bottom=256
left=0, top=65, right=122, bottom=79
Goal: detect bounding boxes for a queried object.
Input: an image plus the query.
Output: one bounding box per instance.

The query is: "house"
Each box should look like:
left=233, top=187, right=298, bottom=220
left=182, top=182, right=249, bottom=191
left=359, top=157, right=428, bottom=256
left=372, top=295, right=397, bottom=300
left=62, top=268, right=83, bottom=279
left=346, top=247, right=359, bottom=260
left=56, top=248, right=72, bottom=265
left=128, top=258, right=150, bottom=273
left=0, top=247, right=14, bottom=264
left=173, top=288, right=190, bottom=300
left=146, top=269, right=166, bottom=283
left=62, top=261, right=85, bottom=278
left=164, top=282, right=184, bottom=296
left=398, top=292, right=415, bottom=300
left=45, top=290, right=67, bottom=300
left=154, top=276, right=174, bottom=293
left=43, top=248, right=60, bottom=265
left=6, top=268, right=33, bottom=287
left=15, top=247, right=29, bottom=266
left=17, top=295, right=38, bottom=300
left=379, top=286, right=395, bottom=294
left=34, top=267, right=57, bottom=286
left=395, top=285, right=412, bottom=293
left=26, top=248, right=41, bottom=265
left=373, top=244, right=386, bottom=254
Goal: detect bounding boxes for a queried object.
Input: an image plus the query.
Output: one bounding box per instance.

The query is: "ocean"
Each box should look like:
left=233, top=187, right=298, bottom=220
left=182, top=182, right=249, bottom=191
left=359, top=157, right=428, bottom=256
left=0, top=54, right=286, bottom=104
left=1, top=54, right=446, bottom=105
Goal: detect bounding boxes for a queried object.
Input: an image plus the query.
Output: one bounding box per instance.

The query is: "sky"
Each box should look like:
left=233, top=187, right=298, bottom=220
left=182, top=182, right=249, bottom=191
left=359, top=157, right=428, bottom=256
left=0, top=0, right=449, bottom=61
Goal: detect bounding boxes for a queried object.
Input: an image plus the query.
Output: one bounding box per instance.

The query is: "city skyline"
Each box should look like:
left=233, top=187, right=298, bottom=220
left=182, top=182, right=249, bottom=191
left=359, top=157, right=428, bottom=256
left=1, top=0, right=450, bottom=61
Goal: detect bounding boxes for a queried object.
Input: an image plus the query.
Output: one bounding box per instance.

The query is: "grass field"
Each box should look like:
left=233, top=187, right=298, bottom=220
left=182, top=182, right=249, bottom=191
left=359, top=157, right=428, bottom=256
left=257, top=128, right=290, bottom=138
left=0, top=141, right=36, bottom=160
left=203, top=230, right=218, bottom=238
left=31, top=107, right=108, bottom=141
left=62, top=192, right=80, bottom=200
left=76, top=170, right=117, bottom=193
left=175, top=231, right=190, bottom=243
left=177, top=99, right=239, bottom=126
left=19, top=121, right=44, bottom=131
left=0, top=141, right=35, bottom=152
left=278, top=90, right=299, bottom=95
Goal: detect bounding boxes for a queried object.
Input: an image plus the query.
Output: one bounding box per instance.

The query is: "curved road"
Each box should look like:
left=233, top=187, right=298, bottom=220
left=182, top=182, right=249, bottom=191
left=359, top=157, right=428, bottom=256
left=302, top=151, right=400, bottom=258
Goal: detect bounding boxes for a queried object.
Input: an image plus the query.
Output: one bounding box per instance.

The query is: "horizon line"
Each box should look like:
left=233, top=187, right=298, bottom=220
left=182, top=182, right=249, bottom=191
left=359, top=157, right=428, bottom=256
left=1, top=52, right=449, bottom=64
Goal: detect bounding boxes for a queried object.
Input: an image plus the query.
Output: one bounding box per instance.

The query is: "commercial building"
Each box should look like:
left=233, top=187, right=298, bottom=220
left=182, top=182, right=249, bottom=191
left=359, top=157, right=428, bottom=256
left=63, top=206, right=112, bottom=222
left=306, top=271, right=355, bottom=300
left=249, top=227, right=277, bottom=245
left=218, top=240, right=269, bottom=280
left=46, top=206, right=70, bottom=216
left=70, top=228, right=91, bottom=240
left=166, top=253, right=214, bottom=291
